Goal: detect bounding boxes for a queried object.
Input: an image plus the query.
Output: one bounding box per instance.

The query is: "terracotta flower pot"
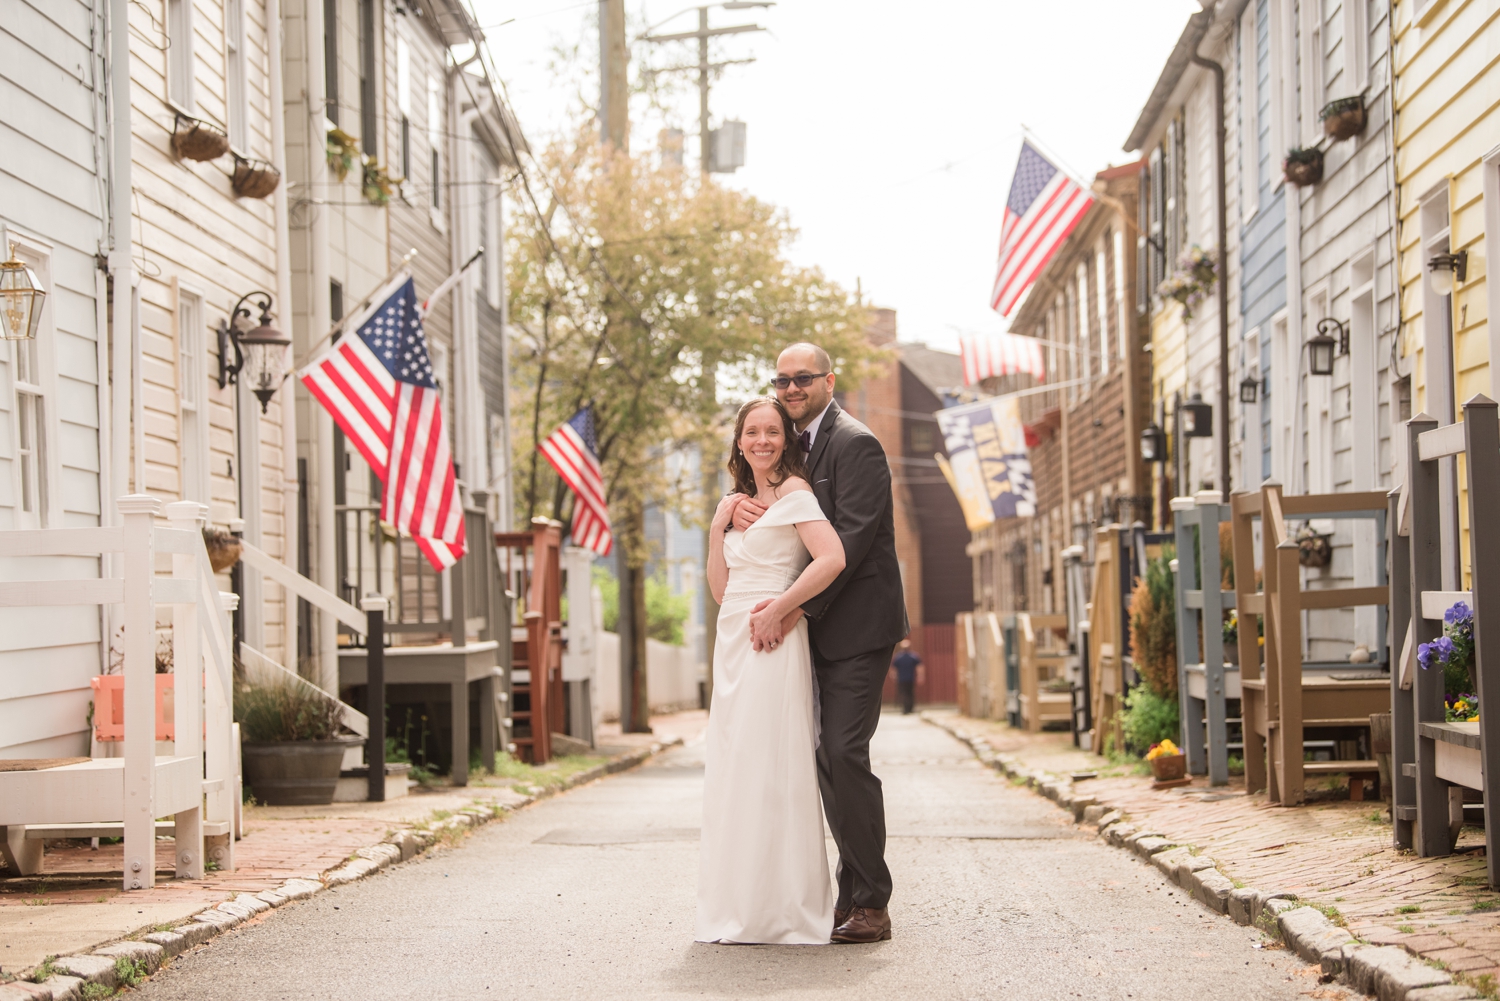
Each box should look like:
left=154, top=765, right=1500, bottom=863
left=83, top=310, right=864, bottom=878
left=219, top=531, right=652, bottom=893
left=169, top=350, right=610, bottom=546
left=1149, top=752, right=1187, bottom=783
left=241, top=738, right=362, bottom=806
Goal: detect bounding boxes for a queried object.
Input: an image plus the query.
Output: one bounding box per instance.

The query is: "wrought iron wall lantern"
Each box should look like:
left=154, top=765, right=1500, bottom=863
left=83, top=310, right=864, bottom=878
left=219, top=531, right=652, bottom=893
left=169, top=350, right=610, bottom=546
left=1239, top=374, right=1260, bottom=404
left=1180, top=393, right=1214, bottom=437
left=1427, top=251, right=1468, bottom=296
left=0, top=243, right=46, bottom=341
left=217, top=291, right=291, bottom=412
left=1308, top=317, right=1348, bottom=377
left=1140, top=422, right=1168, bottom=464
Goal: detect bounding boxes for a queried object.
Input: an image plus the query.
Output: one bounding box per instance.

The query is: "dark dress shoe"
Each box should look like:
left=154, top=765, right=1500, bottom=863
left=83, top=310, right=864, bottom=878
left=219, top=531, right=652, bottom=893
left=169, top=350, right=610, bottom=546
left=831, top=906, right=891, bottom=943
left=833, top=907, right=849, bottom=934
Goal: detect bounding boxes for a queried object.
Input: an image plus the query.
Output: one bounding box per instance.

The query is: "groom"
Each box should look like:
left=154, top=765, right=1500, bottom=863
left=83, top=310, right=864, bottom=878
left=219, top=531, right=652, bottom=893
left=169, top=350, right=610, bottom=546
left=737, top=342, right=908, bottom=944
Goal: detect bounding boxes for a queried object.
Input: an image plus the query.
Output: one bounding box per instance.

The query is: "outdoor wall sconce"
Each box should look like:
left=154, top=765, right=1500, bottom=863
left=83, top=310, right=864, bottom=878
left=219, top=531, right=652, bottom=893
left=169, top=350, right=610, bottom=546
left=1140, top=422, right=1168, bottom=464
left=217, top=291, right=291, bottom=412
left=1180, top=393, right=1214, bottom=437
left=1308, top=318, right=1347, bottom=377
left=1427, top=251, right=1468, bottom=296
left=0, top=243, right=47, bottom=341
left=1239, top=374, right=1260, bottom=404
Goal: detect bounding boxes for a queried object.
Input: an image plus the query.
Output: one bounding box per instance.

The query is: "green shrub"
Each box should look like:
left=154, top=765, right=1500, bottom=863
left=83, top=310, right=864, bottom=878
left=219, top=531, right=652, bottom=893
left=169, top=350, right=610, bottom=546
left=592, top=566, right=691, bottom=645
left=234, top=679, right=343, bottom=742
left=1119, top=685, right=1180, bottom=755
left=1130, top=545, right=1178, bottom=700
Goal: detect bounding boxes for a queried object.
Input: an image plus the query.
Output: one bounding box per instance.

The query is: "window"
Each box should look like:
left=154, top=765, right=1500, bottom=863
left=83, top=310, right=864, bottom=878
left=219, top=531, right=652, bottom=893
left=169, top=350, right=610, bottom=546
left=1077, top=261, right=1092, bottom=388
left=909, top=422, right=934, bottom=456
left=1342, top=0, right=1368, bottom=92
left=167, top=0, right=195, bottom=112
left=1240, top=2, right=1259, bottom=221
left=226, top=0, right=247, bottom=150
left=324, top=0, right=339, bottom=125
left=359, top=0, right=378, bottom=155
left=8, top=241, right=51, bottom=529
left=396, top=36, right=412, bottom=181
left=1112, top=227, right=1127, bottom=359
left=179, top=288, right=209, bottom=502
left=1300, top=0, right=1326, bottom=147
left=1095, top=239, right=1109, bottom=377
left=481, top=159, right=502, bottom=309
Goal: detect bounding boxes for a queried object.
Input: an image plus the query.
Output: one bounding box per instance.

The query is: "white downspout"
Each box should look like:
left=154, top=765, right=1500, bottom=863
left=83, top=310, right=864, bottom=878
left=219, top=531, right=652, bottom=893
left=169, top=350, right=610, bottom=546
left=450, top=62, right=486, bottom=501
left=267, top=0, right=299, bottom=667
left=108, top=0, right=132, bottom=505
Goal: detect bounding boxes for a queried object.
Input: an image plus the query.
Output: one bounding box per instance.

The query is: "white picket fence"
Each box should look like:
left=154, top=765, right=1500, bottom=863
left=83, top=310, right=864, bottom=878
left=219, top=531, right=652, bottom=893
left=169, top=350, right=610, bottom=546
left=0, top=497, right=238, bottom=889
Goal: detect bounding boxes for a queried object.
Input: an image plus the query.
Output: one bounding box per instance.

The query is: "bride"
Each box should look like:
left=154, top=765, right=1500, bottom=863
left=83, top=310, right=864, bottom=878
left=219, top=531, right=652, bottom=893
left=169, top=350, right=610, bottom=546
left=696, top=396, right=847, bottom=945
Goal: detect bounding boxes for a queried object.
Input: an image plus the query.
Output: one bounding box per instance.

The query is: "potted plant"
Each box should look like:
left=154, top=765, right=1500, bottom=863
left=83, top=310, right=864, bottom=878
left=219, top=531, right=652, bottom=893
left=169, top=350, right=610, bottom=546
left=1295, top=523, right=1333, bottom=568
left=1146, top=738, right=1187, bottom=783
left=236, top=679, right=361, bottom=805
left=1320, top=97, right=1367, bottom=141
left=327, top=127, right=360, bottom=182
left=1155, top=246, right=1217, bottom=320
left=1223, top=610, right=1240, bottom=666
left=361, top=157, right=398, bottom=206
left=202, top=527, right=242, bottom=573
left=1420, top=600, right=1476, bottom=699
left=1284, top=146, right=1325, bottom=187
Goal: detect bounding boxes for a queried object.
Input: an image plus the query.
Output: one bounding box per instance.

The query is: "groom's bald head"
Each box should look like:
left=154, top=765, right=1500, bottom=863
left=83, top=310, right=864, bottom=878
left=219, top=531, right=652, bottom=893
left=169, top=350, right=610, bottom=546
left=775, top=343, right=835, bottom=429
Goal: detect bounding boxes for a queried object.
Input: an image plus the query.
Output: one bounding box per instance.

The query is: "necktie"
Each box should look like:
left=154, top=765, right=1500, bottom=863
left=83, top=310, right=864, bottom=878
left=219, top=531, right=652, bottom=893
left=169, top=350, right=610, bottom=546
left=799, top=430, right=812, bottom=453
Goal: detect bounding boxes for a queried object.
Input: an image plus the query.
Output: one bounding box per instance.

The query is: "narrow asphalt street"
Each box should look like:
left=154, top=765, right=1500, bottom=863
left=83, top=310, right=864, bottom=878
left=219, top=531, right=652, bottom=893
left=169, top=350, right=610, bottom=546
left=135, top=714, right=1348, bottom=1000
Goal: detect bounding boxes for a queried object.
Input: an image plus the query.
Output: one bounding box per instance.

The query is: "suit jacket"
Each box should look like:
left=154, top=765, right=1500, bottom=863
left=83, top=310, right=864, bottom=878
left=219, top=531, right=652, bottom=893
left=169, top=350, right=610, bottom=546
left=799, top=401, right=908, bottom=661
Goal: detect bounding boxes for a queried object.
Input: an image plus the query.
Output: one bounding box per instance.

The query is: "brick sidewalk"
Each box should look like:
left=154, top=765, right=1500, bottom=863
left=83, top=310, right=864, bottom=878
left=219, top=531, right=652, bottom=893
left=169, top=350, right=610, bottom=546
left=0, top=711, right=707, bottom=979
left=927, top=710, right=1500, bottom=988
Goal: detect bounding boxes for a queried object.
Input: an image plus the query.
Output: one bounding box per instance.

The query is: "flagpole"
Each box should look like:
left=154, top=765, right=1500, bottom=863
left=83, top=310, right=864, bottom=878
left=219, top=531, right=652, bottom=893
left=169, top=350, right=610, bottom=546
left=306, top=248, right=420, bottom=357
left=420, top=248, right=485, bottom=316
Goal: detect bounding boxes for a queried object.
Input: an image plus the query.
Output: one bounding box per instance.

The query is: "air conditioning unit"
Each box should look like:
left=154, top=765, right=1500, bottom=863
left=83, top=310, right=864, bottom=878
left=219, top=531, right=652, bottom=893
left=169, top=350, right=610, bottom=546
left=709, top=120, right=746, bottom=173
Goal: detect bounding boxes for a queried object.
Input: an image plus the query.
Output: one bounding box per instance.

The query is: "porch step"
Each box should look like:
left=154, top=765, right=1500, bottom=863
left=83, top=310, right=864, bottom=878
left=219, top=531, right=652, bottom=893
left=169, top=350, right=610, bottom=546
left=23, top=819, right=232, bottom=840
left=1302, top=759, right=1380, bottom=774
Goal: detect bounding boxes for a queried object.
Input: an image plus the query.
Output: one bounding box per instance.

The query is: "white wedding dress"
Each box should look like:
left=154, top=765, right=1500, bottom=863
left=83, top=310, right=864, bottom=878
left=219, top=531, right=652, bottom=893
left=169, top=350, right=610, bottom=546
left=696, top=490, right=834, bottom=945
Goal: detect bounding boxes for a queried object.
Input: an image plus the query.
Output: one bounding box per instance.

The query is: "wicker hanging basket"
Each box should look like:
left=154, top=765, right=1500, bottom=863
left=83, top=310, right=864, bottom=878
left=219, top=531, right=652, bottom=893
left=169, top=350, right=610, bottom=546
left=1320, top=97, right=1368, bottom=142
left=171, top=113, right=231, bottom=162
left=232, top=156, right=282, bottom=199
left=1284, top=147, right=1325, bottom=187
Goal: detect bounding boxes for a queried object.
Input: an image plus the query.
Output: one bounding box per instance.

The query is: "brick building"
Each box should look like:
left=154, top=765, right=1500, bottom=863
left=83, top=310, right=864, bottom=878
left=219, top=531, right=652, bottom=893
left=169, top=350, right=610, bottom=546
left=970, top=161, right=1150, bottom=619
left=840, top=309, right=972, bottom=704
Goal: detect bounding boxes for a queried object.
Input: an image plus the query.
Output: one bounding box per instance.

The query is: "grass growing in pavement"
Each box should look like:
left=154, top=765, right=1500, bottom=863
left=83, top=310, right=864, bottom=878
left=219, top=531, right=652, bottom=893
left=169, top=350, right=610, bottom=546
left=1396, top=904, right=1422, bottom=914
left=113, top=957, right=147, bottom=988
left=479, top=752, right=608, bottom=790
left=80, top=983, right=116, bottom=1000
left=30, top=957, right=58, bottom=983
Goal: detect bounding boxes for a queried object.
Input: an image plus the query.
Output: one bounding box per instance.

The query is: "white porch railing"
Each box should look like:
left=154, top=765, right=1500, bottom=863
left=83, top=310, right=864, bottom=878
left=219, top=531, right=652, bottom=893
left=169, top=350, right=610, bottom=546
left=0, top=497, right=237, bottom=889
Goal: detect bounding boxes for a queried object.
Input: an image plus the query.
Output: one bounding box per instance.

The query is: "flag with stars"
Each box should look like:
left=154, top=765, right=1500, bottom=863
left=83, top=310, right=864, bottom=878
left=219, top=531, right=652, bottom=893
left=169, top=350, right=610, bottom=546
left=538, top=407, right=611, bottom=557
left=990, top=141, right=1094, bottom=317
left=300, top=272, right=466, bottom=571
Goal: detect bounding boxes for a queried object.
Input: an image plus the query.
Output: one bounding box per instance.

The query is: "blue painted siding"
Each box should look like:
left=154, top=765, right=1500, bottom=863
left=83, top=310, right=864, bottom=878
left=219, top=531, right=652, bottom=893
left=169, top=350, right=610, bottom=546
left=1240, top=0, right=1286, bottom=482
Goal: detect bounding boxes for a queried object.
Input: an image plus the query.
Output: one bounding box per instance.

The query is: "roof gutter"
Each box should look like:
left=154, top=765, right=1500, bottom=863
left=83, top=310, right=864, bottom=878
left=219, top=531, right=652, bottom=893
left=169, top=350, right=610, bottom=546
left=1123, top=9, right=1212, bottom=153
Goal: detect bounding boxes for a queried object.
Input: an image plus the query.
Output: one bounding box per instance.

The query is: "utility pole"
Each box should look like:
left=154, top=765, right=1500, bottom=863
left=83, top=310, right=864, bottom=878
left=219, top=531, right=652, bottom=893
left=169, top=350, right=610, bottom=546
left=641, top=3, right=770, bottom=175
left=599, top=0, right=629, bottom=149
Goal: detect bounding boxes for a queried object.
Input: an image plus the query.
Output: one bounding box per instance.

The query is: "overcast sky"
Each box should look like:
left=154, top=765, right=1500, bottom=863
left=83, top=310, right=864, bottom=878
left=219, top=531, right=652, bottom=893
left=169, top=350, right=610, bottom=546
left=475, top=0, right=1203, bottom=355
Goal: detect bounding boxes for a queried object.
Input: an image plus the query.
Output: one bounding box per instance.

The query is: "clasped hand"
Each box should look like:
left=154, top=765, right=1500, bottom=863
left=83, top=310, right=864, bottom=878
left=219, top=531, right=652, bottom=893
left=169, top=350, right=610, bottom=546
left=750, top=599, right=803, bottom=653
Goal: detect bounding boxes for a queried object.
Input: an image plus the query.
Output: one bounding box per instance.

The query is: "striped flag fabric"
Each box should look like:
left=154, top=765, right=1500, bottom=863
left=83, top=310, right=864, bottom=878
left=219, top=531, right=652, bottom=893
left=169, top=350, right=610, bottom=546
left=958, top=331, right=1047, bottom=387
left=990, top=141, right=1094, bottom=317
left=539, top=408, right=612, bottom=557
left=300, top=272, right=467, bottom=571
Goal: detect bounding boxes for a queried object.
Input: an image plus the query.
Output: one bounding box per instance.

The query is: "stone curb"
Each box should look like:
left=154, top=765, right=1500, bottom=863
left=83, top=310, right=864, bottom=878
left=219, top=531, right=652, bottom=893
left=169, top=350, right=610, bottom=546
left=1, top=736, right=683, bottom=997
left=920, top=713, right=1477, bottom=1001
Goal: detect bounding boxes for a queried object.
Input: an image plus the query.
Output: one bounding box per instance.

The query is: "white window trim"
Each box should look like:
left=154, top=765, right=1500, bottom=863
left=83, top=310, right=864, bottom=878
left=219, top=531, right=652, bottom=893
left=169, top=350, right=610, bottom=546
left=1269, top=0, right=1293, bottom=190
left=167, top=0, right=196, bottom=114
left=1343, top=0, right=1369, bottom=93
left=1269, top=309, right=1291, bottom=485
left=1243, top=325, right=1263, bottom=489
left=1, top=228, right=62, bottom=530
left=176, top=281, right=211, bottom=504
left=1095, top=241, right=1109, bottom=377
left=225, top=0, right=248, bottom=153
left=1483, top=144, right=1500, bottom=398
left=1299, top=0, right=1326, bottom=148
left=1240, top=2, right=1260, bottom=222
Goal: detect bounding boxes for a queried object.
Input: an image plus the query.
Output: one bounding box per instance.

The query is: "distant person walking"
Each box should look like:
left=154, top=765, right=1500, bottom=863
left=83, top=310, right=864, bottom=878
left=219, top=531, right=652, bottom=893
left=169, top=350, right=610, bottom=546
left=891, top=640, right=923, bottom=715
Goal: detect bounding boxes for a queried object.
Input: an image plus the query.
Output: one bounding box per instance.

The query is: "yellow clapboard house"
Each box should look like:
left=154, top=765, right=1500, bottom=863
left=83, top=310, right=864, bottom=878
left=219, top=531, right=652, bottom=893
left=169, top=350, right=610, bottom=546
left=1390, top=0, right=1500, bottom=585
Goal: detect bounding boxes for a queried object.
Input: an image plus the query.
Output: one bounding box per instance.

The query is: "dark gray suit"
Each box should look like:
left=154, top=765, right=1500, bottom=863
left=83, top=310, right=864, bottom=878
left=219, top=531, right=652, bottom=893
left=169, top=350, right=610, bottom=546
left=800, top=401, right=907, bottom=912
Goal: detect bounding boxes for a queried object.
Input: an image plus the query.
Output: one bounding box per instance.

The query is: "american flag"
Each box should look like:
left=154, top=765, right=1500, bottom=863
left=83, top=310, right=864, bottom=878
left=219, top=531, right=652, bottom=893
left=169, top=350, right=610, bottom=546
left=990, top=141, right=1094, bottom=317
left=300, top=273, right=467, bottom=571
left=958, top=331, right=1047, bottom=387
left=539, top=408, right=611, bottom=557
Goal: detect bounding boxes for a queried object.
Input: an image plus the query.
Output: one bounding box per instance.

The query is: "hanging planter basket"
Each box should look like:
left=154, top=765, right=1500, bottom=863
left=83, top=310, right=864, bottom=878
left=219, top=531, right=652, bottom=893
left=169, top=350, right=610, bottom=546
left=231, top=156, right=281, bottom=199
left=1320, top=97, right=1368, bottom=141
left=1295, top=524, right=1334, bottom=568
left=202, top=527, right=243, bottom=573
left=1284, top=147, right=1325, bottom=187
left=171, top=113, right=231, bottom=162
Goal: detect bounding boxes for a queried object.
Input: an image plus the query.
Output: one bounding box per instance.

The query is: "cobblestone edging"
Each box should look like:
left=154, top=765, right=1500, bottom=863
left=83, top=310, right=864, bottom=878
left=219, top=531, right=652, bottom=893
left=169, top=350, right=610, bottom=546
left=922, top=714, right=1478, bottom=1001
left=0, top=738, right=682, bottom=1001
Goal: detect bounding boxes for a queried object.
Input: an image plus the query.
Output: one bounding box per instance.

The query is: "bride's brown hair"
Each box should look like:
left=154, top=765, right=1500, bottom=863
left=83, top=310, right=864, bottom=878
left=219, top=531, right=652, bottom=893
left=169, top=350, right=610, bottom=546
left=727, top=396, right=807, bottom=498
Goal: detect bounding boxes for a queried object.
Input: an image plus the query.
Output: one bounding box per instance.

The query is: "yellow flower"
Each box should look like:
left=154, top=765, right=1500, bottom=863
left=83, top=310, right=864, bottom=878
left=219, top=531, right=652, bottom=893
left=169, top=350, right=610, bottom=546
left=1469, top=715, right=1480, bottom=723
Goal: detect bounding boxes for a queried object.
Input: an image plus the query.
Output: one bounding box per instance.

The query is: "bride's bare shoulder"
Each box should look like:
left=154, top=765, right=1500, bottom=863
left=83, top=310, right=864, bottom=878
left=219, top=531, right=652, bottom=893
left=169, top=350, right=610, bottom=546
left=775, top=476, right=812, bottom=496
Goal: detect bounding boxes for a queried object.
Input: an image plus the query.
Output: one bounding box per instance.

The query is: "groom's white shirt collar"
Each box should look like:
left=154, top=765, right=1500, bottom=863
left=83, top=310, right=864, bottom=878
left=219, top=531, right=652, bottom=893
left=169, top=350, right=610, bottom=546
left=803, top=401, right=834, bottom=447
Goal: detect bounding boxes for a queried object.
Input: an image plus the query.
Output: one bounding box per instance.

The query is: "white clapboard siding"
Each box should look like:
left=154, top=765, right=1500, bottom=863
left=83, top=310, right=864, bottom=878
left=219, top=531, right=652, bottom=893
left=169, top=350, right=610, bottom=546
left=0, top=0, right=109, bottom=757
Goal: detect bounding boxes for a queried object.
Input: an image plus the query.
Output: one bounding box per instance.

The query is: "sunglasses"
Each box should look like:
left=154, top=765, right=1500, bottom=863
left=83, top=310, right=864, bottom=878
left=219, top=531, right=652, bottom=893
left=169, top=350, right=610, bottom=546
left=770, top=372, right=830, bottom=390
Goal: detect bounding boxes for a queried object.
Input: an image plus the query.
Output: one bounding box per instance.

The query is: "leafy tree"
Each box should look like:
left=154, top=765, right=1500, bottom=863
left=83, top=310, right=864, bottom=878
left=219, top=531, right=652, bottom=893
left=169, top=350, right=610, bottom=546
left=507, top=129, right=878, bottom=729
